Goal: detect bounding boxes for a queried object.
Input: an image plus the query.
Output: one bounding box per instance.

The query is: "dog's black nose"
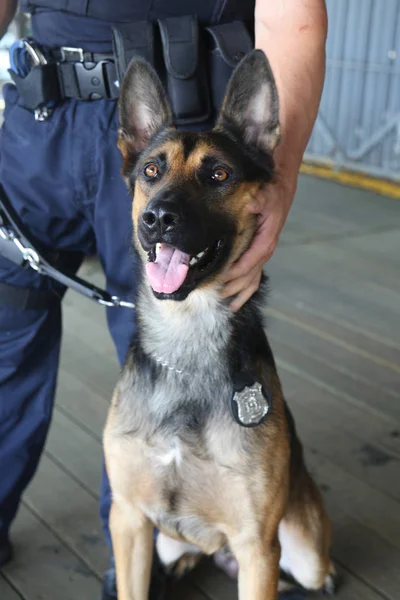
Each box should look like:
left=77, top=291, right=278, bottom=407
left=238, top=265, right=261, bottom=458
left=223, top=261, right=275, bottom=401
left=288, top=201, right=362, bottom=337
left=142, top=201, right=180, bottom=235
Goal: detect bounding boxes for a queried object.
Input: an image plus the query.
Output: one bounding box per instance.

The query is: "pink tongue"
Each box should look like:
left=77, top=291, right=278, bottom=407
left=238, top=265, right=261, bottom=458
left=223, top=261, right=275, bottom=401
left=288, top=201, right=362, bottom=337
left=146, top=244, right=190, bottom=294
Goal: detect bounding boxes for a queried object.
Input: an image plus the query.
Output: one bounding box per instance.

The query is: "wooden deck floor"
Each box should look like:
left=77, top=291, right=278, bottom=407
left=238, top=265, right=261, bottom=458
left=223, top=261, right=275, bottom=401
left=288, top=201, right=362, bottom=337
left=1, top=174, right=400, bottom=600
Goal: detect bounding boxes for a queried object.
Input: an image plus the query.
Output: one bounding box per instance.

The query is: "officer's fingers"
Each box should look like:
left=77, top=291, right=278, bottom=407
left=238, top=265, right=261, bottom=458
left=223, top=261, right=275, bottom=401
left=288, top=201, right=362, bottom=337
left=229, top=273, right=262, bottom=312
left=224, top=241, right=270, bottom=284
left=220, top=263, right=261, bottom=300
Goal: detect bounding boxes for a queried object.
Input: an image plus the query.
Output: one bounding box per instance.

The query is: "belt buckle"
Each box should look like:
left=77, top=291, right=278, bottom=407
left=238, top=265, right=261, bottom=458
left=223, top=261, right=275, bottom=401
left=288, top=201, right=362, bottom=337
left=74, top=61, right=109, bottom=100
left=60, top=46, right=84, bottom=62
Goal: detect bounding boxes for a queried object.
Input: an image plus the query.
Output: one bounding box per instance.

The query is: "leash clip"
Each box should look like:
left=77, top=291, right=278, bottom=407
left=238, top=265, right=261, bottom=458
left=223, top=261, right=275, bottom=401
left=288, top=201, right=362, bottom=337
left=11, top=235, right=41, bottom=271
left=97, top=295, right=136, bottom=309
left=0, top=224, right=41, bottom=271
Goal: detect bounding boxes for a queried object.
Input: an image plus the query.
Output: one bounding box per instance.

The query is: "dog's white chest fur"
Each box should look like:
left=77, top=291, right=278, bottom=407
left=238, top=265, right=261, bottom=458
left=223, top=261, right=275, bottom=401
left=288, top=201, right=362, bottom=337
left=155, top=438, right=183, bottom=467
left=139, top=287, right=232, bottom=374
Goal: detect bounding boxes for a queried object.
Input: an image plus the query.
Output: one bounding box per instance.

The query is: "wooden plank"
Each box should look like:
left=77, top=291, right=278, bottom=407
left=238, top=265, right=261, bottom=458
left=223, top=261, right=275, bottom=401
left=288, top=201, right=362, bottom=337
left=270, top=336, right=400, bottom=426
left=63, top=301, right=117, bottom=358
left=304, top=451, right=400, bottom=553
left=278, top=367, right=400, bottom=498
left=56, top=370, right=109, bottom=439
left=267, top=258, right=400, bottom=344
left=190, top=560, right=237, bottom=600
left=266, top=309, right=400, bottom=396
left=269, top=331, right=400, bottom=421
left=293, top=176, right=400, bottom=229
left=60, top=334, right=116, bottom=399
left=173, top=578, right=212, bottom=600
left=297, top=405, right=400, bottom=506
left=268, top=293, right=400, bottom=360
left=329, top=511, right=400, bottom=600
left=302, top=239, right=400, bottom=294
left=335, top=229, right=400, bottom=269
left=2, top=505, right=101, bottom=600
left=280, top=175, right=400, bottom=247
left=45, top=410, right=102, bottom=497
left=0, top=576, right=23, bottom=600
left=24, top=453, right=108, bottom=577
left=274, top=235, right=400, bottom=297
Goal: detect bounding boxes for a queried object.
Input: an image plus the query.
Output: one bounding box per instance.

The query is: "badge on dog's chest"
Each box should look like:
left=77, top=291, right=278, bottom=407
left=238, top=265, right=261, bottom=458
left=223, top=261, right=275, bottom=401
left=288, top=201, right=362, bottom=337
left=230, top=381, right=271, bottom=427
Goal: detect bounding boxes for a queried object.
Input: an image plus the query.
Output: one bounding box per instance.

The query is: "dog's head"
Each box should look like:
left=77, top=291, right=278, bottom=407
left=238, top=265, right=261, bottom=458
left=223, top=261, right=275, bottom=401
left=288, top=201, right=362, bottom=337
left=118, top=50, right=280, bottom=301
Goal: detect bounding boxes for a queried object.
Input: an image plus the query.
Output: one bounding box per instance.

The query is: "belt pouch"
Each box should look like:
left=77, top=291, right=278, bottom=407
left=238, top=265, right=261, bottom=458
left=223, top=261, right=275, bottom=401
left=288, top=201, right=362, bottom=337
left=8, top=64, right=61, bottom=111
left=112, top=21, right=155, bottom=84
left=205, top=21, right=253, bottom=113
left=158, top=15, right=210, bottom=125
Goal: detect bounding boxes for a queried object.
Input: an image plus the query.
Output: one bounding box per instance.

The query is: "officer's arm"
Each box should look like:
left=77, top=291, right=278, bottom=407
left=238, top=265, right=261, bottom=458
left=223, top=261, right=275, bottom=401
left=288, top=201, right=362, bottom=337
left=223, top=0, right=327, bottom=310
left=255, top=0, right=328, bottom=190
left=0, top=0, right=18, bottom=40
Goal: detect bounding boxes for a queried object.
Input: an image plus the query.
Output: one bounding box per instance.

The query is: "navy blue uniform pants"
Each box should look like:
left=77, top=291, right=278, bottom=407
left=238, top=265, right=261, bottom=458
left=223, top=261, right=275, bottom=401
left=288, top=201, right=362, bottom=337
left=0, top=84, right=136, bottom=548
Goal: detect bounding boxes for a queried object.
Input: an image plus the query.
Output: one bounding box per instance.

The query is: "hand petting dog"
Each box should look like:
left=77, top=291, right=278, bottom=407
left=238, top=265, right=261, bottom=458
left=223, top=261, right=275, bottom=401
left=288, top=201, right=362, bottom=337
left=223, top=176, right=296, bottom=311
left=224, top=0, right=328, bottom=310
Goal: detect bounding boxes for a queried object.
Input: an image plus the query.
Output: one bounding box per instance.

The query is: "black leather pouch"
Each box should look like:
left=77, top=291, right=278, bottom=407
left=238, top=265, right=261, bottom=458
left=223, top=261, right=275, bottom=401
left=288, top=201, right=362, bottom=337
left=158, top=15, right=210, bottom=125
left=205, top=21, right=253, bottom=113
left=112, top=21, right=155, bottom=84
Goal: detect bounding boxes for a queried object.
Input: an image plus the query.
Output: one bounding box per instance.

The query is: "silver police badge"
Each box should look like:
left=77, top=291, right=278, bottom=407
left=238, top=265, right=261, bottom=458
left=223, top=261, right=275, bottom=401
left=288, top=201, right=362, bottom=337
left=232, top=382, right=269, bottom=426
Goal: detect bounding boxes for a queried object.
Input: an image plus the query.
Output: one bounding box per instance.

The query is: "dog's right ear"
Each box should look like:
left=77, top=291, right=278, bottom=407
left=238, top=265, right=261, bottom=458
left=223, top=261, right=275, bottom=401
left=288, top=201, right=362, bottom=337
left=118, top=58, right=173, bottom=159
left=217, top=49, right=280, bottom=155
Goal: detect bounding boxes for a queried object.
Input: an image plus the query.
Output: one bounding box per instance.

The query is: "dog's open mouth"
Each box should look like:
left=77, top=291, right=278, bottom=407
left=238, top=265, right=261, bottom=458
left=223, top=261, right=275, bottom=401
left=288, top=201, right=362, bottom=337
left=146, top=240, right=224, bottom=296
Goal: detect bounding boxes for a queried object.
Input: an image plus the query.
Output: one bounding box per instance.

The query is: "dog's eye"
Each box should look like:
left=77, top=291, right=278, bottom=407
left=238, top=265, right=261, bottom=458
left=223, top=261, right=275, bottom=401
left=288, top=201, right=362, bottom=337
left=144, top=164, right=159, bottom=179
left=211, top=168, right=229, bottom=182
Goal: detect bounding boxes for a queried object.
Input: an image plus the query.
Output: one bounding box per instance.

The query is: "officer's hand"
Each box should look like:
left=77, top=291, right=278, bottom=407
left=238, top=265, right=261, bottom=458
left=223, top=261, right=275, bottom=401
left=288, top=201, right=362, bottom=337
left=221, top=178, right=296, bottom=311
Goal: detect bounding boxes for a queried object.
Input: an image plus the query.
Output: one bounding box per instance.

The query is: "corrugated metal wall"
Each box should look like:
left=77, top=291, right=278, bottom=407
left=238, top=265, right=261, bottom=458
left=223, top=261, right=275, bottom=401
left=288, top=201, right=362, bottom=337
left=305, top=0, right=400, bottom=181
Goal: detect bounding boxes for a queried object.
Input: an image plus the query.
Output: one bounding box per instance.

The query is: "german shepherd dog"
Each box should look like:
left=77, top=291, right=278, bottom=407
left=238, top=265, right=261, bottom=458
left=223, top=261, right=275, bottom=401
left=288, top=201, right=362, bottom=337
left=104, top=50, right=335, bottom=600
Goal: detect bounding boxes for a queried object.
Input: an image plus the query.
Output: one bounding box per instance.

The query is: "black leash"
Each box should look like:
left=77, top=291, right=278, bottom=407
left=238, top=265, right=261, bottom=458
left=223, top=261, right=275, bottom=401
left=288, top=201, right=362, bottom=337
left=0, top=184, right=135, bottom=309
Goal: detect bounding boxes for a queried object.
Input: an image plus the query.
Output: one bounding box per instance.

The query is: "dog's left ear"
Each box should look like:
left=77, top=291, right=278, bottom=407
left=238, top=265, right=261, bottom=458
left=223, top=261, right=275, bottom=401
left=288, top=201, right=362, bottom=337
left=217, top=49, right=280, bottom=154
left=118, top=58, right=173, bottom=157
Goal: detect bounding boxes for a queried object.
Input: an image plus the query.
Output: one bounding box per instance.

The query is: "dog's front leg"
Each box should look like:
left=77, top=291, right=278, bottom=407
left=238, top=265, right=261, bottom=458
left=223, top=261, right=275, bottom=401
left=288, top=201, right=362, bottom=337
left=231, top=536, right=280, bottom=600
left=110, top=501, right=153, bottom=600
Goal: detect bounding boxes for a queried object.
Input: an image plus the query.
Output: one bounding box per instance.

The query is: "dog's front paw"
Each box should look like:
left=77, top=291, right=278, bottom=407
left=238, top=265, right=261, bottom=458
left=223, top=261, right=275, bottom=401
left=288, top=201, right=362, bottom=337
left=168, top=552, right=203, bottom=578
left=156, top=532, right=203, bottom=578
left=322, top=571, right=338, bottom=596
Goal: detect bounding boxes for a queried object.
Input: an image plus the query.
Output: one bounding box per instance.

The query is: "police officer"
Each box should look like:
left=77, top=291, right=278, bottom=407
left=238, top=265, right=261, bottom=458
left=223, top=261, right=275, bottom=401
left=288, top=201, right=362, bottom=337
left=0, top=1, right=327, bottom=598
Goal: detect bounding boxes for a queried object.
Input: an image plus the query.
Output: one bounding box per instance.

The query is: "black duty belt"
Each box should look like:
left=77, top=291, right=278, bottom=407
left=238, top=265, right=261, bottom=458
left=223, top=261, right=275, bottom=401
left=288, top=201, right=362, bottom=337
left=9, top=39, right=119, bottom=120
left=49, top=47, right=119, bottom=103
left=8, top=17, right=253, bottom=123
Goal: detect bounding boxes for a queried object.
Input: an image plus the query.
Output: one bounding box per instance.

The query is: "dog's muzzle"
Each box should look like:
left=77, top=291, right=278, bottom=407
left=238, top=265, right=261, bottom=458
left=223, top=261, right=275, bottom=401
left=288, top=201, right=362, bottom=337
left=139, top=196, right=235, bottom=300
